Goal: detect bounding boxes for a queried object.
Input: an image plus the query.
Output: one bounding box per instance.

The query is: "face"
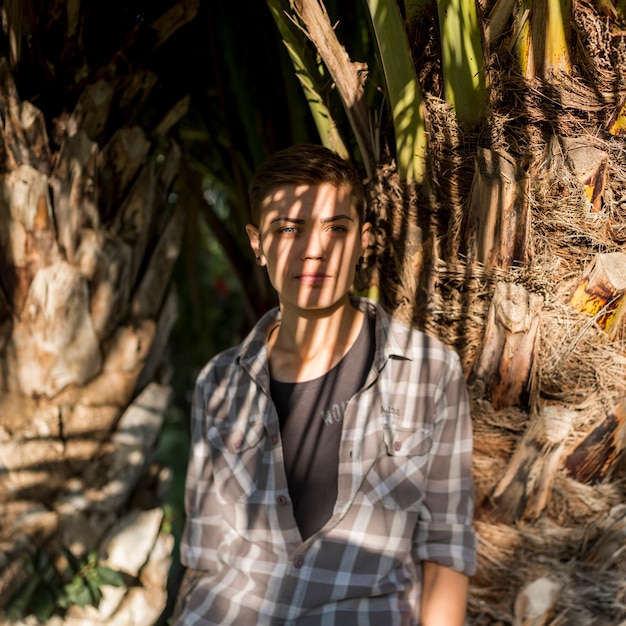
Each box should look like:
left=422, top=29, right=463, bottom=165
left=246, top=183, right=370, bottom=314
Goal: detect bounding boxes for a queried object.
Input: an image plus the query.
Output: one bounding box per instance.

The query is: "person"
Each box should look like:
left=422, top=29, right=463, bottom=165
left=174, top=144, right=476, bottom=625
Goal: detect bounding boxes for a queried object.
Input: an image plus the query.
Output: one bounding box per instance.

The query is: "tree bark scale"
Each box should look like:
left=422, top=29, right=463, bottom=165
left=567, top=252, right=626, bottom=337
left=563, top=403, right=626, bottom=485
left=471, top=282, right=542, bottom=410
left=1, top=164, right=60, bottom=310
left=10, top=261, right=102, bottom=397
left=50, top=131, right=99, bottom=262
left=463, top=147, right=530, bottom=268
left=561, top=137, right=608, bottom=212
left=487, top=403, right=574, bottom=523
left=76, top=229, right=133, bottom=341
left=96, top=127, right=151, bottom=221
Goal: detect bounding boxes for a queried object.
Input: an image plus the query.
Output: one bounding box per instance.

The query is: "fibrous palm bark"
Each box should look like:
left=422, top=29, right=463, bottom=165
left=271, top=1, right=626, bottom=623
left=0, top=1, right=198, bottom=622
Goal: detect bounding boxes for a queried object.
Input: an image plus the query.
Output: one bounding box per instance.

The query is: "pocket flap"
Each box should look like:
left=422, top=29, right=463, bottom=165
left=382, top=424, right=432, bottom=457
left=209, top=419, right=265, bottom=452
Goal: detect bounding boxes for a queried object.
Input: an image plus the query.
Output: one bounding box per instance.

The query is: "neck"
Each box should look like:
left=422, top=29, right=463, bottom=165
left=268, top=297, right=363, bottom=382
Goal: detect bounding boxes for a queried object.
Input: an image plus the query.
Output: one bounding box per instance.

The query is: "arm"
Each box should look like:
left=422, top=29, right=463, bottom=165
left=176, top=356, right=231, bottom=616
left=421, top=561, right=469, bottom=626
left=413, top=348, right=476, bottom=622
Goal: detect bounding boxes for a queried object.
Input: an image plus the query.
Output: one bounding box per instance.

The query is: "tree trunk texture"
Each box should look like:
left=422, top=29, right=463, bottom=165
left=369, top=7, right=626, bottom=624
left=567, top=252, right=626, bottom=338
left=462, top=147, right=531, bottom=268
left=470, top=282, right=542, bottom=411
left=0, top=1, right=198, bottom=622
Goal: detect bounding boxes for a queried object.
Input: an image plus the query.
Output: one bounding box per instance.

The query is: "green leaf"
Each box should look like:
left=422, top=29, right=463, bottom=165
left=4, top=547, right=126, bottom=620
left=64, top=576, right=93, bottom=608
left=86, top=550, right=99, bottom=568
left=266, top=0, right=349, bottom=159
left=61, top=546, right=82, bottom=579
left=39, top=560, right=61, bottom=585
left=85, top=572, right=103, bottom=607
left=5, top=577, right=40, bottom=619
left=30, top=586, right=56, bottom=623
left=366, top=0, right=427, bottom=182
left=56, top=589, right=71, bottom=609
left=94, top=564, right=125, bottom=587
left=436, top=0, right=488, bottom=126
left=34, top=549, right=51, bottom=572
left=23, top=555, right=36, bottom=576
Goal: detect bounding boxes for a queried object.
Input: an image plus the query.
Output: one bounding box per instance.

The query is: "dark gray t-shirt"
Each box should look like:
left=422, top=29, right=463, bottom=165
left=270, top=314, right=375, bottom=539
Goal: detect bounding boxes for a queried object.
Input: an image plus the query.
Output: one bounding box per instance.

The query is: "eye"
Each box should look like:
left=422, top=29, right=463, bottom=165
left=327, top=225, right=348, bottom=233
left=277, top=226, right=300, bottom=235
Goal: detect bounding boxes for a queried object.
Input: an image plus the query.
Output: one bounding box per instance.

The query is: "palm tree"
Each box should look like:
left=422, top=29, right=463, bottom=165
left=0, top=1, right=199, bottom=621
left=0, top=1, right=320, bottom=621
left=4, top=1, right=625, bottom=623
left=268, top=0, right=626, bottom=623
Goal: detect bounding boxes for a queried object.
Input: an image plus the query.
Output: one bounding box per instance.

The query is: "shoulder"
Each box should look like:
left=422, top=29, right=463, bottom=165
left=195, top=345, right=241, bottom=388
left=194, top=306, right=279, bottom=391
left=389, top=316, right=458, bottom=361
left=351, top=295, right=463, bottom=372
left=364, top=298, right=460, bottom=365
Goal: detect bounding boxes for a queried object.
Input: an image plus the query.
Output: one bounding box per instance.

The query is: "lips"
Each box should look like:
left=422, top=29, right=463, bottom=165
left=298, top=272, right=329, bottom=285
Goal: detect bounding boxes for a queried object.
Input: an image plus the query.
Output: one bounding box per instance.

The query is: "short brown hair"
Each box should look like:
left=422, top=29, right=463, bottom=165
left=248, top=144, right=366, bottom=226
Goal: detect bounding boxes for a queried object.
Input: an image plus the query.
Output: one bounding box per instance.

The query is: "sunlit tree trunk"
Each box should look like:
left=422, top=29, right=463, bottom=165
left=270, top=0, right=626, bottom=623
left=0, top=1, right=198, bottom=622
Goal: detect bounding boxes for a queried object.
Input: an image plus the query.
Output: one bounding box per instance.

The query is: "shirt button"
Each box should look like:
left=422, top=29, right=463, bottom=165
left=394, top=440, right=402, bottom=451
left=270, top=434, right=279, bottom=446
left=276, top=495, right=288, bottom=506
left=233, top=438, right=244, bottom=450
left=293, top=557, right=304, bottom=569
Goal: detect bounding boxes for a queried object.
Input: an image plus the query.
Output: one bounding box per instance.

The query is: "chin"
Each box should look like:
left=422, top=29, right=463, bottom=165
left=295, top=295, right=348, bottom=311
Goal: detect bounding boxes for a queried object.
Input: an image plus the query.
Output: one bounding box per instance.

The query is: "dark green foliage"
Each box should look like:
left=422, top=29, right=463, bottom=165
left=4, top=548, right=124, bottom=622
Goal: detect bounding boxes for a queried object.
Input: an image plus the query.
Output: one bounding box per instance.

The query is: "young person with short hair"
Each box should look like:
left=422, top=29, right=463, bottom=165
left=175, top=144, right=476, bottom=625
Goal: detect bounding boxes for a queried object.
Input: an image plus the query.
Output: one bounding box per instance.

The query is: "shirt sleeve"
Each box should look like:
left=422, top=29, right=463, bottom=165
left=413, top=350, right=477, bottom=576
left=179, top=359, right=225, bottom=573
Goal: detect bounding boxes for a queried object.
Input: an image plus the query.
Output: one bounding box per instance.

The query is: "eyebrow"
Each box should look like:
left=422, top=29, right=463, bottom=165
left=269, top=217, right=305, bottom=225
left=320, top=214, right=355, bottom=224
left=269, top=214, right=354, bottom=225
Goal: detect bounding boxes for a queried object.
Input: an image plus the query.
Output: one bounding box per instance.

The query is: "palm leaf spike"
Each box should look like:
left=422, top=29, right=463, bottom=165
left=435, top=0, right=488, bottom=127
left=285, top=0, right=377, bottom=180
left=282, top=40, right=350, bottom=157
left=515, top=0, right=572, bottom=79
left=484, top=0, right=519, bottom=47
left=366, top=0, right=427, bottom=183
left=266, top=0, right=349, bottom=158
left=542, top=0, right=572, bottom=76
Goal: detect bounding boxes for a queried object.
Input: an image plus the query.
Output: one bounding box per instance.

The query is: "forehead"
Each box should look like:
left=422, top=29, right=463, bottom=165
left=259, top=183, right=356, bottom=220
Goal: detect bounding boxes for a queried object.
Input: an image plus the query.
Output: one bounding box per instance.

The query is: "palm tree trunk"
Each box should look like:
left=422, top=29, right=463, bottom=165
left=270, top=1, right=626, bottom=623
left=0, top=2, right=198, bottom=622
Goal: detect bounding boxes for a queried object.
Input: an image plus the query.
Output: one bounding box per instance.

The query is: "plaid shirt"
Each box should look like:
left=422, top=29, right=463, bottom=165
left=177, top=297, right=476, bottom=626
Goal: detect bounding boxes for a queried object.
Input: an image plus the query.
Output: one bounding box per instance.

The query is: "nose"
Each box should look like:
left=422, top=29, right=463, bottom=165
left=301, top=229, right=326, bottom=260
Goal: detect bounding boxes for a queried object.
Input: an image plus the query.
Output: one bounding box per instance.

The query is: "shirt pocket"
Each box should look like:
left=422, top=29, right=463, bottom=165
left=363, top=424, right=433, bottom=512
left=207, top=418, right=266, bottom=504
left=382, top=424, right=432, bottom=457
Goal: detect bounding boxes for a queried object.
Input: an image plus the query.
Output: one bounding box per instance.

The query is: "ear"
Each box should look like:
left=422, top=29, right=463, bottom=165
left=245, top=224, right=266, bottom=266
left=360, top=222, right=372, bottom=254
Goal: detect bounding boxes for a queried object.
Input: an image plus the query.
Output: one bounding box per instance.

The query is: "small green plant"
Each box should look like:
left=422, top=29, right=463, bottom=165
left=4, top=547, right=124, bottom=623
